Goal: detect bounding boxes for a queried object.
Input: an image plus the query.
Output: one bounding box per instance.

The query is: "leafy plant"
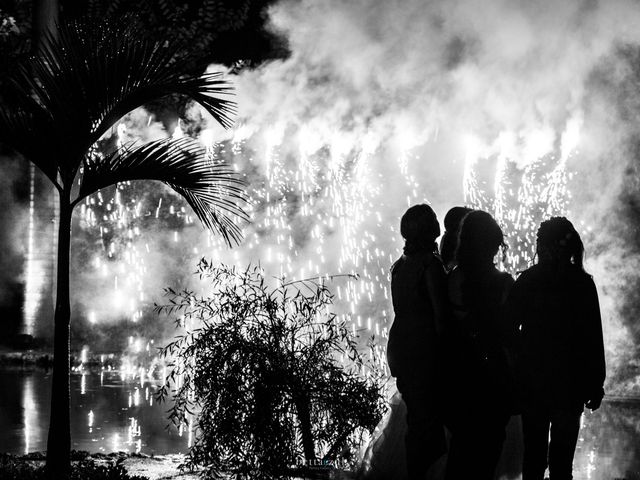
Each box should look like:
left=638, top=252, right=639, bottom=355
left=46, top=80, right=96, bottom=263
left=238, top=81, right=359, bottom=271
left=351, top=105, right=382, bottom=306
left=156, top=261, right=386, bottom=479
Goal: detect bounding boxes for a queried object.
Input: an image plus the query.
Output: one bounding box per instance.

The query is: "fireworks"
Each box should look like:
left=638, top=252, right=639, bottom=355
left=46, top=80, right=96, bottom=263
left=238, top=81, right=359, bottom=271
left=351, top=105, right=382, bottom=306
left=68, top=103, right=582, bottom=388
left=463, top=119, right=580, bottom=274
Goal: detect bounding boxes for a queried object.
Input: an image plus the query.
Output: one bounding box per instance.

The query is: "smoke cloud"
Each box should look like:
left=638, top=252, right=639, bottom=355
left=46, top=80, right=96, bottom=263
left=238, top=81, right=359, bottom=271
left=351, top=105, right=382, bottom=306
left=3, top=0, right=640, bottom=393
left=223, top=0, right=640, bottom=393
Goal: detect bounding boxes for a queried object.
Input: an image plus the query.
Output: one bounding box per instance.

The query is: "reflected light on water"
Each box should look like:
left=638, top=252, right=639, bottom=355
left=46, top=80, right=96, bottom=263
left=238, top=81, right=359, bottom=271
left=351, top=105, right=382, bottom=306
left=127, top=417, right=142, bottom=454
left=2, top=369, right=190, bottom=455
left=22, top=375, right=38, bottom=454
left=2, top=369, right=638, bottom=474
left=88, top=410, right=94, bottom=434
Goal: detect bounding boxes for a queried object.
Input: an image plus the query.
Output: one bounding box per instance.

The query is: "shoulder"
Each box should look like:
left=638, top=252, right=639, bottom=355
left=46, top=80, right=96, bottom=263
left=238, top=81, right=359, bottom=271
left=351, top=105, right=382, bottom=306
left=390, top=256, right=405, bottom=275
left=493, top=270, right=514, bottom=302
left=391, top=252, right=440, bottom=273
left=496, top=269, right=514, bottom=288
left=425, top=251, right=444, bottom=270
left=573, top=268, right=597, bottom=291
left=507, top=266, right=540, bottom=301
left=514, top=264, right=542, bottom=284
left=420, top=252, right=446, bottom=284
left=407, top=250, right=443, bottom=272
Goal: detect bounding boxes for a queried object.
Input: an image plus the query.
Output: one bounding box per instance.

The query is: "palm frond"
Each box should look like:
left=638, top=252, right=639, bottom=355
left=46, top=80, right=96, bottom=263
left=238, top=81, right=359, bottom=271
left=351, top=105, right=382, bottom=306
left=78, top=137, right=249, bottom=246
left=3, top=17, right=236, bottom=180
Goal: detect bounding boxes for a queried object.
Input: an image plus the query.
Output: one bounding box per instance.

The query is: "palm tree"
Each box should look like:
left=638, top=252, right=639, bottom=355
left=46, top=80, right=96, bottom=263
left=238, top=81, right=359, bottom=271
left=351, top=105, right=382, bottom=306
left=0, top=18, right=248, bottom=478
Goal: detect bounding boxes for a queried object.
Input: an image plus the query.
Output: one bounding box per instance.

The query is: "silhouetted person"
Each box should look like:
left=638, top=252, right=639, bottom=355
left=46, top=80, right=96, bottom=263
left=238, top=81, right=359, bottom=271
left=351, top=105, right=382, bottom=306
left=444, top=210, right=514, bottom=480
left=439, top=206, right=472, bottom=271
left=387, top=204, right=448, bottom=479
left=506, top=217, right=605, bottom=480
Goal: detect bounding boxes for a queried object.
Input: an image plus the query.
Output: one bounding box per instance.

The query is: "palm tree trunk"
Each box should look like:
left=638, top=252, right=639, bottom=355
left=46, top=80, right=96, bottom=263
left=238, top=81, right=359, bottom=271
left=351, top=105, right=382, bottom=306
left=45, top=190, right=71, bottom=479
left=33, top=1, right=64, bottom=477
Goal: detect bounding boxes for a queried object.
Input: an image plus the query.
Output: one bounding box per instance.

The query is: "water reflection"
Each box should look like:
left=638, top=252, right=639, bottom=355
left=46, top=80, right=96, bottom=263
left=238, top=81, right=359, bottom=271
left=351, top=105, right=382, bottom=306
left=573, top=399, right=640, bottom=480
left=22, top=375, right=39, bottom=455
left=0, top=368, right=189, bottom=455
left=496, top=399, right=640, bottom=480
left=88, top=410, right=94, bottom=433
left=2, top=368, right=639, bottom=479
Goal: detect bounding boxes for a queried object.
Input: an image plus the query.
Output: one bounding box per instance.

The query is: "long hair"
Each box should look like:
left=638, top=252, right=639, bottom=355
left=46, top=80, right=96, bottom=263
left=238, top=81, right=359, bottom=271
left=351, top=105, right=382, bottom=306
left=400, top=204, right=440, bottom=255
left=440, top=206, right=472, bottom=267
left=455, top=210, right=506, bottom=309
left=456, top=210, right=506, bottom=272
left=536, top=217, right=585, bottom=271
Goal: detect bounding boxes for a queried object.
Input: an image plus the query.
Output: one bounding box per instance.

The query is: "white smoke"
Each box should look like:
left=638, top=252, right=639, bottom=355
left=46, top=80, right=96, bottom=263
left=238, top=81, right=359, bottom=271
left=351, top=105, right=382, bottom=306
left=62, top=0, right=640, bottom=393
left=223, top=0, right=640, bottom=393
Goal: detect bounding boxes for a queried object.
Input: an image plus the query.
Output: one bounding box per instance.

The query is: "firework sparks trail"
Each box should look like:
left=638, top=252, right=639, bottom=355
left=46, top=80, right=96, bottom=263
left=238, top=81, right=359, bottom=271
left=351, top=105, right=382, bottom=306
left=463, top=118, right=581, bottom=273
left=73, top=113, right=430, bottom=382
left=65, top=0, right=640, bottom=404
left=73, top=104, right=584, bottom=394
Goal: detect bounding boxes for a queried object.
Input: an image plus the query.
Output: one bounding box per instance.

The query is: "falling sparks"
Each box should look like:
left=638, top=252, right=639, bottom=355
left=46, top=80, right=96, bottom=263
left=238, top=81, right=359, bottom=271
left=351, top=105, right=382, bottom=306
left=68, top=99, right=583, bottom=390
left=464, top=119, right=580, bottom=273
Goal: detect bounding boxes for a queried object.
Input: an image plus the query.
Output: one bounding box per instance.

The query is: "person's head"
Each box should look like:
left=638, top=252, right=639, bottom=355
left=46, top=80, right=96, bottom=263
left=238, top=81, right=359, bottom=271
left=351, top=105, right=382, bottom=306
left=536, top=217, right=584, bottom=270
left=400, top=204, right=440, bottom=255
left=456, top=210, right=506, bottom=270
left=440, top=206, right=473, bottom=267
left=444, top=206, right=473, bottom=233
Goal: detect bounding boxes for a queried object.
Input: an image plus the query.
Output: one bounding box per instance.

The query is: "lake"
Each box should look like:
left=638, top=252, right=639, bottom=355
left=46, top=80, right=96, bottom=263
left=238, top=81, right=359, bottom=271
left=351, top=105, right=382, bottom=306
left=0, top=367, right=639, bottom=479
left=0, top=367, right=189, bottom=455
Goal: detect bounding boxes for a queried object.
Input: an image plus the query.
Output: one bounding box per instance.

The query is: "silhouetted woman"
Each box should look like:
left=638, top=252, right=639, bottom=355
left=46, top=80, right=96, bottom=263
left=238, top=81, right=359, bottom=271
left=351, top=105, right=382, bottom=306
left=507, top=217, right=605, bottom=480
left=444, top=210, right=514, bottom=480
left=439, top=206, right=472, bottom=271
left=387, top=204, right=448, bottom=479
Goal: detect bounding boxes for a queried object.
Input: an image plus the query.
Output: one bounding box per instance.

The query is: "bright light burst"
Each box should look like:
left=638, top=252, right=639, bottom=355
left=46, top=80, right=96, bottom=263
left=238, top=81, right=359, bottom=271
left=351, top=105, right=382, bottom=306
left=464, top=118, right=580, bottom=273
left=74, top=110, right=581, bottom=382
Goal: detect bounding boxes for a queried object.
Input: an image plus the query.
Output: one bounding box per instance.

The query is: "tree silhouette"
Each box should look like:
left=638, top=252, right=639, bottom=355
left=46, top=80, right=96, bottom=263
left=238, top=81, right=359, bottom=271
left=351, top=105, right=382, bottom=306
left=0, top=18, right=248, bottom=478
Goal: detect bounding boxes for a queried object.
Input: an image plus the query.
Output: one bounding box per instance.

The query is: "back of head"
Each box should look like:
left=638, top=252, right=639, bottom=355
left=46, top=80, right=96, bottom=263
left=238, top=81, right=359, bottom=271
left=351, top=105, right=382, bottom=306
left=441, top=206, right=473, bottom=266
left=536, top=217, right=585, bottom=271
left=444, top=206, right=473, bottom=232
left=456, top=210, right=505, bottom=272
left=400, top=204, right=440, bottom=255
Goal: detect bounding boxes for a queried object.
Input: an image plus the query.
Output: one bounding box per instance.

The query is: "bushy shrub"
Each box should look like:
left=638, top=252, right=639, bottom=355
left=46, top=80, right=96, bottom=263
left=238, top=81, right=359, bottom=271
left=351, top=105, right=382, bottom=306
left=156, top=261, right=386, bottom=479
left=0, top=455, right=148, bottom=480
